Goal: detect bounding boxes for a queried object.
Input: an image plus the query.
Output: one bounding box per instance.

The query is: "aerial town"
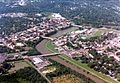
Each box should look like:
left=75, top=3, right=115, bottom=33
left=0, top=13, right=73, bottom=75
left=1, top=0, right=120, bottom=83
left=54, top=28, right=120, bottom=61
left=0, top=13, right=120, bottom=83
left=0, top=13, right=72, bottom=50
left=53, top=27, right=120, bottom=80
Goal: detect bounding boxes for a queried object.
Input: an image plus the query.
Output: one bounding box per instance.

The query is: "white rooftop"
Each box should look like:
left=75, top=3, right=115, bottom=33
left=33, top=57, right=43, bottom=64
left=51, top=13, right=65, bottom=19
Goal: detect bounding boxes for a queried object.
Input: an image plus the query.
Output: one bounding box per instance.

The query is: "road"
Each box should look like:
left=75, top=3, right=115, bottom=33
left=25, top=59, right=51, bottom=83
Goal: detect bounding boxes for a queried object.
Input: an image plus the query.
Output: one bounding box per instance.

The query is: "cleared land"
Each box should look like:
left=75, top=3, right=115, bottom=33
left=53, top=74, right=85, bottom=83
left=42, top=66, right=56, bottom=74
left=46, top=41, right=119, bottom=83
left=8, top=60, right=30, bottom=73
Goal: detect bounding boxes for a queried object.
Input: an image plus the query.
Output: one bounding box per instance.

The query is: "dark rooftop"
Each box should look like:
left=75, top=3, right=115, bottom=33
left=0, top=54, right=7, bottom=63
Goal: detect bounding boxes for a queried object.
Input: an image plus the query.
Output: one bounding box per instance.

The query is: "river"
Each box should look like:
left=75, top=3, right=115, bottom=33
left=36, top=27, right=105, bottom=83
left=36, top=27, right=78, bottom=54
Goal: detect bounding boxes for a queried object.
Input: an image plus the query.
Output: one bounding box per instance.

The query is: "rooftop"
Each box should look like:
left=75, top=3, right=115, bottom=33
left=33, top=57, right=43, bottom=64
left=0, top=54, right=7, bottom=63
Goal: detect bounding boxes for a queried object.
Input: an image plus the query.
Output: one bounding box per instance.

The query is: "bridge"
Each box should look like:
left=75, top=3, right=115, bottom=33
left=39, top=53, right=60, bottom=57
left=41, top=36, right=54, bottom=41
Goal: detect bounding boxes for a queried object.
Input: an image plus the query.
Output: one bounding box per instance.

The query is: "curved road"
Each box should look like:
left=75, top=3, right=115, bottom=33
left=36, top=27, right=105, bottom=83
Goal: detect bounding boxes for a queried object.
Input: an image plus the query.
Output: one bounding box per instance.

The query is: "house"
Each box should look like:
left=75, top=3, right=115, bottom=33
left=0, top=54, right=7, bottom=64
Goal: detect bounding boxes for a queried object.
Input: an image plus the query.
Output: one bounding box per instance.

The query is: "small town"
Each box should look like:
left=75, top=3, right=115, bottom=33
left=0, top=13, right=120, bottom=83
left=1, top=0, right=120, bottom=83
left=54, top=28, right=120, bottom=61
left=0, top=13, right=73, bottom=75
left=0, top=13, right=72, bottom=50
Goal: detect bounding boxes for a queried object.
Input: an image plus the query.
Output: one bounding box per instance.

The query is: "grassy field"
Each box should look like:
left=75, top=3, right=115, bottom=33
left=53, top=74, right=86, bottom=83
left=90, top=28, right=119, bottom=37
left=46, top=41, right=119, bottom=83
left=8, top=60, right=30, bottom=73
left=46, top=41, right=58, bottom=52
left=94, top=29, right=104, bottom=36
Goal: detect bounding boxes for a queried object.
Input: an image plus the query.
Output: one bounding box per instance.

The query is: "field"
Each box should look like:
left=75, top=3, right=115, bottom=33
left=42, top=66, right=56, bottom=74
left=46, top=41, right=119, bottom=83
left=8, top=60, right=30, bottom=73
left=94, top=29, right=104, bottom=37
left=89, top=28, right=119, bottom=37
left=53, top=74, right=85, bottom=83
left=46, top=41, right=58, bottom=52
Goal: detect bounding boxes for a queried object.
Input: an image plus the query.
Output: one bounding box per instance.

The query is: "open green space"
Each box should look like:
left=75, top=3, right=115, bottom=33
left=46, top=41, right=58, bottom=53
left=8, top=60, right=30, bottom=73
left=94, top=29, right=104, bottom=37
left=92, top=28, right=120, bottom=37
left=46, top=41, right=119, bottom=83
left=1, top=59, right=48, bottom=83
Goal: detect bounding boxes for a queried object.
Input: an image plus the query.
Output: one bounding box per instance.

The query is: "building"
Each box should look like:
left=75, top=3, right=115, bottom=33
left=29, top=56, right=50, bottom=70
left=0, top=54, right=7, bottom=64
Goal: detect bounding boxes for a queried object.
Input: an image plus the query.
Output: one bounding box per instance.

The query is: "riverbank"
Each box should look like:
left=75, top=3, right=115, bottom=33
left=36, top=27, right=78, bottom=54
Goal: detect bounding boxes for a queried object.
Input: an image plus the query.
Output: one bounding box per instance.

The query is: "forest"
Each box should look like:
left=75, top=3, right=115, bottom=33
left=0, top=67, right=48, bottom=83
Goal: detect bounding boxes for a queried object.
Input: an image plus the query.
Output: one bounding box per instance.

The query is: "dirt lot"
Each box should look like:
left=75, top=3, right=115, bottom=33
left=53, top=74, right=84, bottom=83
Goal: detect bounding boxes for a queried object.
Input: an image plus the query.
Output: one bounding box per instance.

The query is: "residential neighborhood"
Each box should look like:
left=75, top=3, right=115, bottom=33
left=53, top=27, right=120, bottom=81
